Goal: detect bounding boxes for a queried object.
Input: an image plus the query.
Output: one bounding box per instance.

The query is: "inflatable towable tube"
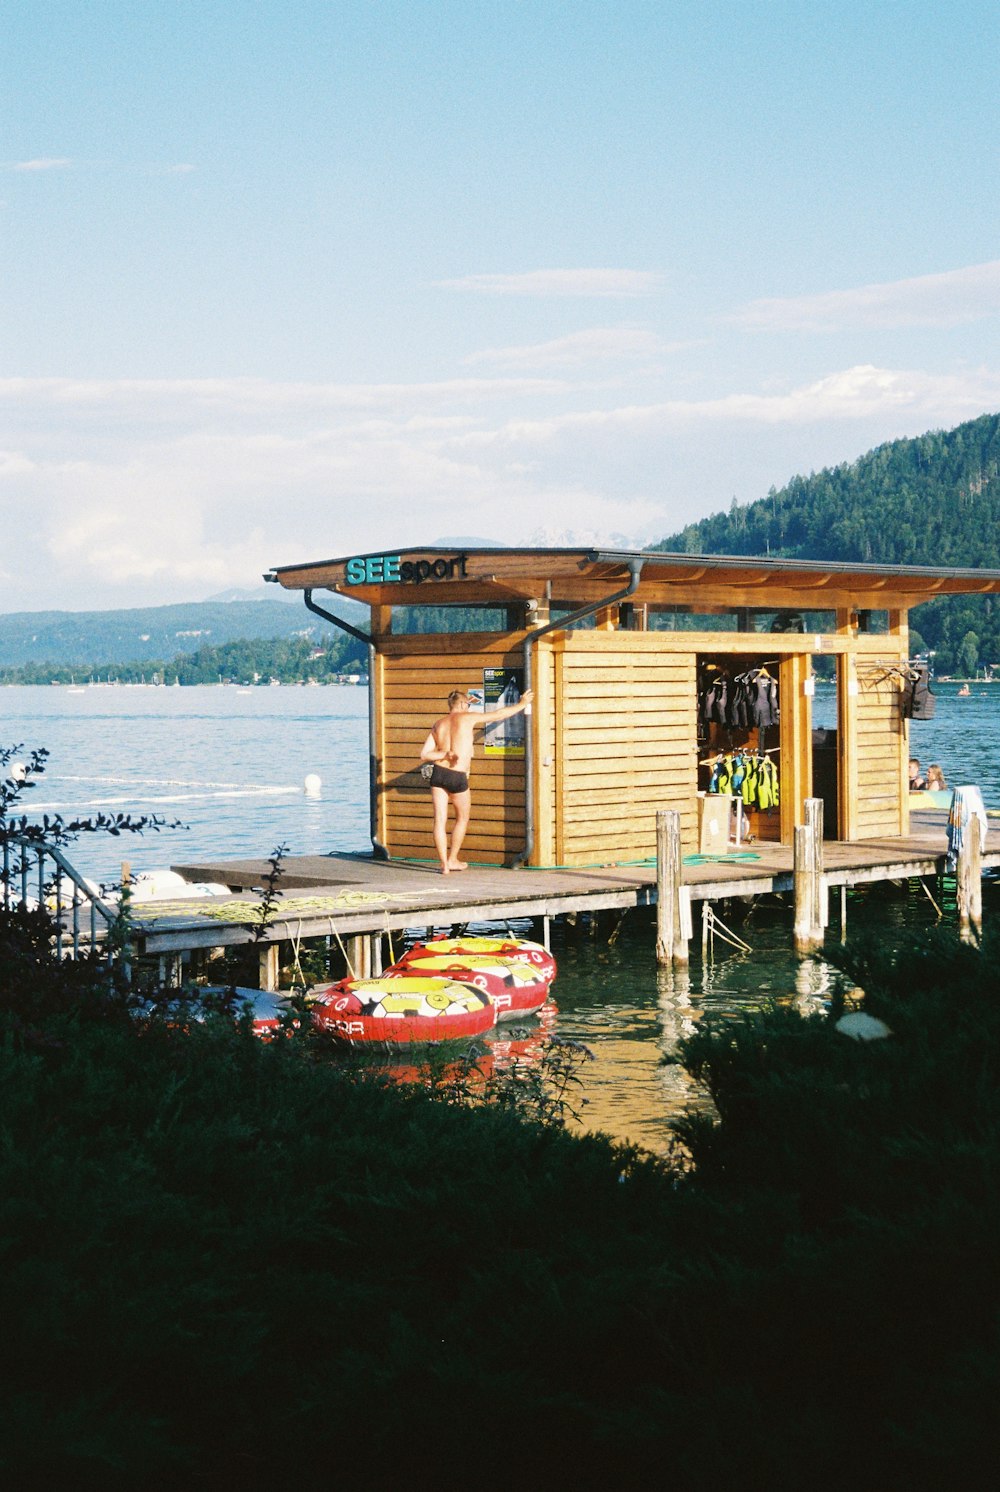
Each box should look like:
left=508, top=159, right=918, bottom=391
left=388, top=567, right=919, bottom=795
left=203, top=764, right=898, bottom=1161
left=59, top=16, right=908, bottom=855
left=388, top=950, right=551, bottom=1020
left=398, top=936, right=557, bottom=989
left=311, top=974, right=496, bottom=1044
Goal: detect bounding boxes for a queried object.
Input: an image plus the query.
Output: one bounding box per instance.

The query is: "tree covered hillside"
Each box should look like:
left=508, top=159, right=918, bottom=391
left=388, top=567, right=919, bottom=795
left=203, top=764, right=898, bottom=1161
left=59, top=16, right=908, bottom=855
left=0, top=597, right=366, bottom=670
left=651, top=412, right=1000, bottom=673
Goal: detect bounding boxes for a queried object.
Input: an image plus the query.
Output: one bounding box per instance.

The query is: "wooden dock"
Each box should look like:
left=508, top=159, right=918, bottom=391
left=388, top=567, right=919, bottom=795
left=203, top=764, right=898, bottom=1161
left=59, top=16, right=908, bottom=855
left=111, top=812, right=997, bottom=988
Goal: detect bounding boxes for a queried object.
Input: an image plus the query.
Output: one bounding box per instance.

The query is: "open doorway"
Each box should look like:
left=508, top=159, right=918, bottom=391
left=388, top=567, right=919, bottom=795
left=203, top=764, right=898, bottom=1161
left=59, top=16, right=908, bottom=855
left=696, top=654, right=782, bottom=846
left=811, top=662, right=839, bottom=838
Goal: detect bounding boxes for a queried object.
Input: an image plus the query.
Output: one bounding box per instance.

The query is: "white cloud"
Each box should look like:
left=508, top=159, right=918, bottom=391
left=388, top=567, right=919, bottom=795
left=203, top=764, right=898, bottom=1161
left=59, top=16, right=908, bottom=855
left=436, top=268, right=665, bottom=298
left=446, top=365, right=1000, bottom=450
left=1, top=364, right=997, bottom=608
left=731, top=260, right=1000, bottom=333
left=10, top=157, right=72, bottom=172
left=463, top=326, right=692, bottom=371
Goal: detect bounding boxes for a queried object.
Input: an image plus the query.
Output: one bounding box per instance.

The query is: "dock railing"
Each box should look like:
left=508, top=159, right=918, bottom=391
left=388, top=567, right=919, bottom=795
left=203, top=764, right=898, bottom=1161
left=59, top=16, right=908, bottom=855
left=2, top=833, right=122, bottom=966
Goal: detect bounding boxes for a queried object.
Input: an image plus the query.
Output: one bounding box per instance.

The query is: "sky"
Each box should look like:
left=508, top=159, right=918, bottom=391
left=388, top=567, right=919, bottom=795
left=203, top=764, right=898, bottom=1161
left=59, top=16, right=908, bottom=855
left=2, top=0, right=999, bottom=611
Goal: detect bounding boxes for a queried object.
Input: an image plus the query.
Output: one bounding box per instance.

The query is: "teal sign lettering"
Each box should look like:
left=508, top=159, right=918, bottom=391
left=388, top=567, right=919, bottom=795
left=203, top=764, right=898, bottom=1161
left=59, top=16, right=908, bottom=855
left=344, top=553, right=468, bottom=585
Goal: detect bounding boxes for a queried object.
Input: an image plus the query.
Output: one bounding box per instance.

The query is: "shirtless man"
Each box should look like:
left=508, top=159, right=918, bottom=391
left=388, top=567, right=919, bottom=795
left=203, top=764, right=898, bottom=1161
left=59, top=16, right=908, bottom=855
left=420, top=687, right=534, bottom=874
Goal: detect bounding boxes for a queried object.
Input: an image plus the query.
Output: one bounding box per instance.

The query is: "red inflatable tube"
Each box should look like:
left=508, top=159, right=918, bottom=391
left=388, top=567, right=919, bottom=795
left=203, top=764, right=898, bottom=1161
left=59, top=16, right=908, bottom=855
left=386, top=951, right=550, bottom=1019
left=397, top=935, right=557, bottom=988
left=310, top=974, right=496, bottom=1044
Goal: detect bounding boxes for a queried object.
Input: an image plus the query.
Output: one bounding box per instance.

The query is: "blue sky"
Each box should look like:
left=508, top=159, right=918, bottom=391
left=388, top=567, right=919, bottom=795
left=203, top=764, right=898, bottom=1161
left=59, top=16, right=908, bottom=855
left=2, top=0, right=999, bottom=608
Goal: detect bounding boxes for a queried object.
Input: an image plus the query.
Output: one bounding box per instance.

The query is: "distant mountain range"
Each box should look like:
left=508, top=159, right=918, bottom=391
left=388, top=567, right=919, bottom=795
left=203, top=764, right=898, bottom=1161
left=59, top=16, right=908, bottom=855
left=0, top=595, right=366, bottom=670
left=8, top=420, right=1000, bottom=677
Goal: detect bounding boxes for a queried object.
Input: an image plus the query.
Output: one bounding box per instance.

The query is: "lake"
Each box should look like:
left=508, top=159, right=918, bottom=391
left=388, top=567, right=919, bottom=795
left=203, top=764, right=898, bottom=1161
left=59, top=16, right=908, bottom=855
left=2, top=679, right=995, bottom=1152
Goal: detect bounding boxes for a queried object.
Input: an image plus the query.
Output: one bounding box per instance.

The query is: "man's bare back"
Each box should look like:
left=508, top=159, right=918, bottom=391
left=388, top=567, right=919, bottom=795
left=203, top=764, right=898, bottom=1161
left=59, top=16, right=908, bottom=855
left=427, top=705, right=476, bottom=774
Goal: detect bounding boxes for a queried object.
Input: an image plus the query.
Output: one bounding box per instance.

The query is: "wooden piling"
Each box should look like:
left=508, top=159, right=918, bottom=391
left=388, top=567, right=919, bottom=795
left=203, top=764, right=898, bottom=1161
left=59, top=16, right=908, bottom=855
left=793, top=819, right=824, bottom=954
left=259, top=943, right=279, bottom=992
left=804, top=796, right=827, bottom=935
left=656, top=809, right=688, bottom=965
left=348, top=933, right=372, bottom=979
left=957, top=811, right=983, bottom=944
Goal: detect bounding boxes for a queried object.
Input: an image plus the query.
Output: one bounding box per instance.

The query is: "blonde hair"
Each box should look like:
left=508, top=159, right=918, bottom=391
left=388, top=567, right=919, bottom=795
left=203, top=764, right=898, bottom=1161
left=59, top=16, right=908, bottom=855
left=447, top=689, right=470, bottom=709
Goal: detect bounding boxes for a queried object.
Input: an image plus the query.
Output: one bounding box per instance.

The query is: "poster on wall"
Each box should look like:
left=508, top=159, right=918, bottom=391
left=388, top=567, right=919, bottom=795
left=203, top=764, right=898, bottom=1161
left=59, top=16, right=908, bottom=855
left=482, top=668, right=526, bottom=756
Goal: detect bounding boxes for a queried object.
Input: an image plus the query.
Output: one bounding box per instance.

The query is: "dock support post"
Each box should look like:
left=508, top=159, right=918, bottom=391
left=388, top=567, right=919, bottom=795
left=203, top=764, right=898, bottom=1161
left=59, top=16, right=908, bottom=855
left=805, top=796, right=827, bottom=937
left=956, top=812, right=983, bottom=944
left=794, top=801, right=825, bottom=955
left=656, top=809, right=688, bottom=966
left=158, top=951, right=183, bottom=988
left=259, top=943, right=279, bottom=992
left=348, top=934, right=372, bottom=979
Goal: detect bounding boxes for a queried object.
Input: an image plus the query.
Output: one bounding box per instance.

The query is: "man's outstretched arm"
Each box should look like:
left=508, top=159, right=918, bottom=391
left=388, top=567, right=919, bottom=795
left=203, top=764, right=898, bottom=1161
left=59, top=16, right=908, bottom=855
left=474, top=689, right=534, bottom=730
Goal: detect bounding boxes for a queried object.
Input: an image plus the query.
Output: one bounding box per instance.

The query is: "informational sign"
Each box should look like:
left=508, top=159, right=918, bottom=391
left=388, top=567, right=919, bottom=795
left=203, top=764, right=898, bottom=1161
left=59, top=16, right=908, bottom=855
left=482, top=668, right=526, bottom=756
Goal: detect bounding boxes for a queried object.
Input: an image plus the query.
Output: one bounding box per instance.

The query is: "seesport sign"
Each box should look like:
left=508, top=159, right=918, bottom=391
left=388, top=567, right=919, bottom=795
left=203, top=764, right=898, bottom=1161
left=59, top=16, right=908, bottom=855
left=344, top=553, right=469, bottom=585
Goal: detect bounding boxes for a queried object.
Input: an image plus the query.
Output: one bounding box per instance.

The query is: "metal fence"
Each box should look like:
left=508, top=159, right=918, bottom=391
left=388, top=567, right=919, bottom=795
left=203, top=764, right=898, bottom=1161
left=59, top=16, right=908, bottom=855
left=2, top=834, right=121, bottom=965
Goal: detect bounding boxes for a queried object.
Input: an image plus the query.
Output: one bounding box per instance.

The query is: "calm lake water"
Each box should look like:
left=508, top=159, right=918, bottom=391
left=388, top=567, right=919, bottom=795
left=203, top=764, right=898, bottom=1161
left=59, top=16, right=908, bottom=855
left=3, top=680, right=996, bottom=1153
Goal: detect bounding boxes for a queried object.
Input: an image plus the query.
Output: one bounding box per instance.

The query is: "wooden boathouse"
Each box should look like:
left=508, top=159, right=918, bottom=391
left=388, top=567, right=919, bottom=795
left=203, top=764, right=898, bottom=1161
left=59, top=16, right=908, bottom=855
left=264, top=545, right=1000, bottom=868
left=14, top=545, right=1000, bottom=988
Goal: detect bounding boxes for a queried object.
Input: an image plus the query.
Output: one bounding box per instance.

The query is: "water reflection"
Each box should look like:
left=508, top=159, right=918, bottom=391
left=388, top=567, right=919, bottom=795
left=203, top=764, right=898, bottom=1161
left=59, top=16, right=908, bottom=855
left=545, top=887, right=951, bottom=1156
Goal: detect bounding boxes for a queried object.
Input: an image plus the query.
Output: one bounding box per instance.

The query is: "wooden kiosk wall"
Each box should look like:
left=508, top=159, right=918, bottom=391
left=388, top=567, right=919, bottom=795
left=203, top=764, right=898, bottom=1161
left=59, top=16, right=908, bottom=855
left=374, top=629, right=698, bottom=868
left=371, top=617, right=912, bottom=867
left=534, top=632, right=697, bottom=867
left=375, top=632, right=528, bottom=865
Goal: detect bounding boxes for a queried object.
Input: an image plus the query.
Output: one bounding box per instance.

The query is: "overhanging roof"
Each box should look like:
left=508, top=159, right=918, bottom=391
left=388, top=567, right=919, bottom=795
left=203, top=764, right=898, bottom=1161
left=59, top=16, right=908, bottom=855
left=264, top=546, right=1000, bottom=611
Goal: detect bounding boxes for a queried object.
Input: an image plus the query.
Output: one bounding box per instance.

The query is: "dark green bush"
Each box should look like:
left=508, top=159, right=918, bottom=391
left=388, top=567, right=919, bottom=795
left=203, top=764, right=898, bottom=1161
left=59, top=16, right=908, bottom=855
left=1, top=915, right=998, bottom=1487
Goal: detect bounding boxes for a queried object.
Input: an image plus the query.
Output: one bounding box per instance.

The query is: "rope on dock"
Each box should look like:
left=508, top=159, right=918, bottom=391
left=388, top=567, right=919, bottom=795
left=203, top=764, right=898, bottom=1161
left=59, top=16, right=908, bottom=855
left=702, top=902, right=753, bottom=958
left=144, top=890, right=417, bottom=923
left=918, top=876, right=944, bottom=920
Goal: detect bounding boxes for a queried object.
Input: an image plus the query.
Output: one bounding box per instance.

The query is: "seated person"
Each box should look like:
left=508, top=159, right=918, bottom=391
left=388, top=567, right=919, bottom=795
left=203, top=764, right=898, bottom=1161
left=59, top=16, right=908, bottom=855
left=926, top=763, right=947, bottom=791
left=908, top=757, right=927, bottom=791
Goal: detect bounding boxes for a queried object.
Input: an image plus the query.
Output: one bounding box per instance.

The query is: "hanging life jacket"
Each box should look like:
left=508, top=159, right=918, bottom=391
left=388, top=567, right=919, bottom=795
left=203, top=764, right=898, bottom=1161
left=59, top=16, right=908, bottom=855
left=741, top=755, right=758, bottom=807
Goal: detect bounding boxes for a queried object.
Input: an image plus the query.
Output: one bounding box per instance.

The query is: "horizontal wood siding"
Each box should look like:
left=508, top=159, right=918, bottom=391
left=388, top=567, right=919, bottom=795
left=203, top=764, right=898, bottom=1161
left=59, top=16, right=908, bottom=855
left=854, top=672, right=905, bottom=838
left=378, top=636, right=528, bottom=864
left=552, top=638, right=698, bottom=864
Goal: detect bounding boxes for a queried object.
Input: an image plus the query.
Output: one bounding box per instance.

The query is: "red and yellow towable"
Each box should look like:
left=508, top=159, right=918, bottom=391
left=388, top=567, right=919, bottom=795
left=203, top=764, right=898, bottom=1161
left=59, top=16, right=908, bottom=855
left=397, top=935, right=557, bottom=989
left=311, top=974, right=496, bottom=1044
left=388, top=949, right=551, bottom=1019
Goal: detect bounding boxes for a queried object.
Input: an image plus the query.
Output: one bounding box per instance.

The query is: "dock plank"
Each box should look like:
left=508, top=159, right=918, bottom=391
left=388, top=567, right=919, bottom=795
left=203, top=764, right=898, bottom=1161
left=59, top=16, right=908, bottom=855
left=118, top=824, right=996, bottom=960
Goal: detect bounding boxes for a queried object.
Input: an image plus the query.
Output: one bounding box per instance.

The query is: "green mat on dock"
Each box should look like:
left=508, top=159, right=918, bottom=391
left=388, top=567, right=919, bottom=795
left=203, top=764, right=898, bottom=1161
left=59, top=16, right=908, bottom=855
left=683, top=852, right=761, bottom=865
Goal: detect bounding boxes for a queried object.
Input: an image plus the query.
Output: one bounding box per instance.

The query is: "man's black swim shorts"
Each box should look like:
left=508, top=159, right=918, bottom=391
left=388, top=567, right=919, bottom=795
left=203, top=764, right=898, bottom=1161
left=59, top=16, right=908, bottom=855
left=428, top=764, right=469, bottom=794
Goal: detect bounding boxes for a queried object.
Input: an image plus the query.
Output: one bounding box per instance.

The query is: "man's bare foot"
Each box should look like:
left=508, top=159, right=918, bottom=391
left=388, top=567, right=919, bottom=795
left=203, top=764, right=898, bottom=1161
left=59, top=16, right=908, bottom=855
left=440, top=864, right=450, bottom=875
left=446, top=859, right=468, bottom=871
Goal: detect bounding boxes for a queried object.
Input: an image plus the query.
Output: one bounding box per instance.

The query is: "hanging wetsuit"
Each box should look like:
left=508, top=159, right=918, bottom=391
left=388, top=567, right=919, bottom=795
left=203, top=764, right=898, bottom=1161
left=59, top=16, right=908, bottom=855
left=750, top=672, right=778, bottom=728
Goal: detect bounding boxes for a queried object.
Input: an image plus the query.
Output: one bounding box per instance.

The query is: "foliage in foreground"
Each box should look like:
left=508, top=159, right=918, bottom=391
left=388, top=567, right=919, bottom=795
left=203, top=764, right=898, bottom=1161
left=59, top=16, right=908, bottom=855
left=1, top=915, right=998, bottom=1487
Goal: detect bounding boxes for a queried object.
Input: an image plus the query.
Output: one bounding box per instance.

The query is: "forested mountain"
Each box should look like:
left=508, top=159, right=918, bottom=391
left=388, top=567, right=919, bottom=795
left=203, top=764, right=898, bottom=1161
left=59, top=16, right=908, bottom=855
left=0, top=633, right=367, bottom=687
left=650, top=412, right=1000, bottom=674
left=0, top=596, right=365, bottom=670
